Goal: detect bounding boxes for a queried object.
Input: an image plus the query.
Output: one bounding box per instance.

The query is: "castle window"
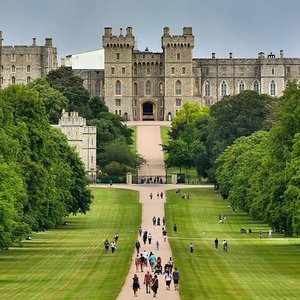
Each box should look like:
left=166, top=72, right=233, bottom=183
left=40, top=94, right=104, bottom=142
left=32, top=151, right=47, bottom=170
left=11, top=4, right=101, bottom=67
left=11, top=76, right=16, bottom=84
left=159, top=82, right=164, bottom=96
left=115, top=80, right=121, bottom=95
left=171, top=67, right=175, bottom=75
left=11, top=54, right=16, bottom=61
left=221, top=81, right=227, bottom=97
left=115, top=110, right=118, bottom=115
left=160, top=99, right=163, bottom=107
left=115, top=99, right=121, bottom=106
left=204, top=81, right=210, bottom=97
left=271, top=67, right=275, bottom=75
left=147, top=68, right=150, bottom=75
left=239, top=81, right=245, bottom=93
left=205, top=98, right=211, bottom=106
left=285, top=67, right=290, bottom=76
left=175, top=99, right=182, bottom=107
left=134, top=109, right=137, bottom=117
left=160, top=67, right=163, bottom=75
left=134, top=67, right=137, bottom=75
left=117, top=53, right=120, bottom=59
left=177, top=53, right=181, bottom=60
left=27, top=65, right=31, bottom=73
left=111, top=67, right=115, bottom=75
left=122, top=67, right=125, bottom=75
left=134, top=99, right=137, bottom=107
left=11, top=65, right=16, bottom=73
left=27, top=53, right=31, bottom=61
left=27, top=76, right=31, bottom=84
left=182, top=67, right=186, bottom=75
left=133, top=82, right=138, bottom=96
left=119, top=110, right=122, bottom=115
left=270, top=80, right=276, bottom=96
left=1, top=65, right=3, bottom=72
left=175, top=80, right=182, bottom=95
left=145, top=80, right=151, bottom=95
left=95, top=81, right=101, bottom=96
left=253, top=80, right=260, bottom=94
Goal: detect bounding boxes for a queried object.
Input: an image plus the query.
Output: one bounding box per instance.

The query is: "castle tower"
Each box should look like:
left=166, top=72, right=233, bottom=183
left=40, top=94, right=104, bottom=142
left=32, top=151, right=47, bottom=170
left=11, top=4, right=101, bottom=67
left=41, top=38, right=57, bottom=76
left=161, top=27, right=194, bottom=119
left=103, top=27, right=135, bottom=119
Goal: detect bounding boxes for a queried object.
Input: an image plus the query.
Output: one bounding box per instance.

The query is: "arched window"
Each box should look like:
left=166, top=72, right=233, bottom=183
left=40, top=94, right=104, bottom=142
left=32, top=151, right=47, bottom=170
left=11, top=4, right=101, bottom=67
left=11, top=76, right=16, bottom=84
left=175, top=80, right=182, bottom=95
left=27, top=65, right=31, bottom=73
left=27, top=76, right=31, bottom=84
left=12, top=65, right=16, bottom=73
left=221, top=81, right=227, bottom=97
left=270, top=80, right=276, bottom=96
left=253, top=80, right=260, bottom=94
left=239, top=81, right=245, bottom=93
left=133, top=82, right=138, bottom=96
left=115, top=80, right=121, bottom=95
left=95, top=81, right=101, bottom=96
left=159, top=82, right=164, bottom=95
left=204, top=81, right=210, bottom=97
left=145, top=80, right=151, bottom=95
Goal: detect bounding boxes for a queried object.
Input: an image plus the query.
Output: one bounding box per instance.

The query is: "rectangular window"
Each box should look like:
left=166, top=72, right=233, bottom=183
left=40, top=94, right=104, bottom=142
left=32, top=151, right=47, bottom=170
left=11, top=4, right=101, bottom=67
left=27, top=54, right=31, bottom=61
left=11, top=54, right=16, bottom=62
left=134, top=99, right=137, bottom=107
left=182, top=67, right=186, bottom=75
left=175, top=98, right=182, bottom=107
left=171, top=67, right=175, bottom=75
left=111, top=67, right=115, bottom=75
left=177, top=53, right=180, bottom=60
left=115, top=99, right=121, bottom=106
left=117, top=53, right=120, bottom=59
left=134, top=68, right=137, bottom=75
left=122, top=67, right=125, bottom=75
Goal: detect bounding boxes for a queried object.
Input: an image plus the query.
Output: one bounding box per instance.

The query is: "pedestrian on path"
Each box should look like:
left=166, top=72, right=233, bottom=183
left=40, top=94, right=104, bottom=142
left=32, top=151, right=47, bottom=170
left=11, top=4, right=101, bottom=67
left=165, top=271, right=172, bottom=290
left=111, top=241, right=116, bottom=253
left=155, top=240, right=160, bottom=250
left=160, top=192, right=164, bottom=199
left=173, top=268, right=179, bottom=291
left=157, top=192, right=160, bottom=199
left=144, top=271, right=152, bottom=294
left=135, top=255, right=140, bottom=272
left=152, top=216, right=156, bottom=225
left=135, top=240, right=141, bottom=254
left=148, top=232, right=152, bottom=244
left=190, top=242, right=194, bottom=253
left=214, top=238, right=219, bottom=249
left=132, top=274, right=140, bottom=297
left=143, top=230, right=148, bottom=244
left=162, top=228, right=167, bottom=242
left=162, top=216, right=166, bottom=226
left=151, top=275, right=159, bottom=297
left=157, top=217, right=160, bottom=226
left=150, top=193, right=153, bottom=200
left=139, top=226, right=142, bottom=237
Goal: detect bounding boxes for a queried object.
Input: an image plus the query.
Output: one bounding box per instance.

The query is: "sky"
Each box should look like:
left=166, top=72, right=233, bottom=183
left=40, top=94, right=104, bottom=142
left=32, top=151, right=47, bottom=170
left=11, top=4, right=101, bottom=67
left=1, top=0, right=300, bottom=62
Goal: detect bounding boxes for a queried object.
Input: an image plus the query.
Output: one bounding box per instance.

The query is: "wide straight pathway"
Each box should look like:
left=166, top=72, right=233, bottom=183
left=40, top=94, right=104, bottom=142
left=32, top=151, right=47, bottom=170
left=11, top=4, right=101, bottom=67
left=117, top=121, right=181, bottom=300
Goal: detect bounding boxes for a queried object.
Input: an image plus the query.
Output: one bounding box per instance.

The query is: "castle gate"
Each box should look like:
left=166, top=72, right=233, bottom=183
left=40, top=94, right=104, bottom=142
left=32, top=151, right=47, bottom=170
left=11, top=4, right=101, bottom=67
left=142, top=101, right=156, bottom=120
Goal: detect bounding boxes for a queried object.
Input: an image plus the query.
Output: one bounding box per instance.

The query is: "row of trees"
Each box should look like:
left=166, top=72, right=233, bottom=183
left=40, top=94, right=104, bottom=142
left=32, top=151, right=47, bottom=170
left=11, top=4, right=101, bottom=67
left=164, top=85, right=299, bottom=235
left=0, top=84, right=92, bottom=250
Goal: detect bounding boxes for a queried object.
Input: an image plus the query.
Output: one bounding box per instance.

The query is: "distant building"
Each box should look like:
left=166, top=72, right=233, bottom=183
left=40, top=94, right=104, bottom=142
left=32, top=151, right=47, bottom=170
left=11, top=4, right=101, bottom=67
left=53, top=110, right=97, bottom=181
left=0, top=31, right=57, bottom=88
left=65, top=27, right=300, bottom=121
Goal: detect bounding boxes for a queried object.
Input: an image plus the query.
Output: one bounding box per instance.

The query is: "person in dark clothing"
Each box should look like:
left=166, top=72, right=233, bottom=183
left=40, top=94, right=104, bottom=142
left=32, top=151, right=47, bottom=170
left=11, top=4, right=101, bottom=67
left=214, top=238, right=219, bottom=249
left=151, top=274, right=159, bottom=297
left=173, top=268, right=180, bottom=291
left=132, top=274, right=140, bottom=297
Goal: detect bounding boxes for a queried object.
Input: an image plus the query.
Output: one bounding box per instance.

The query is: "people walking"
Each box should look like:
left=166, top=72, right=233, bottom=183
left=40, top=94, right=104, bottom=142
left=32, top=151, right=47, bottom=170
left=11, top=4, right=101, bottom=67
left=172, top=268, right=179, bottom=291
left=150, top=193, right=153, bottom=200
left=162, top=216, right=166, bottom=226
left=155, top=240, right=160, bottom=250
left=148, top=232, right=152, bottom=244
left=135, top=255, right=140, bottom=272
left=165, top=271, right=172, bottom=290
left=144, top=271, right=153, bottom=294
left=152, top=216, right=156, bottom=225
left=160, top=192, right=164, bottom=199
left=135, top=240, right=141, bottom=254
left=132, top=274, right=140, bottom=297
left=104, top=239, right=109, bottom=253
left=143, top=230, right=148, bottom=244
left=162, top=228, right=167, bottom=242
left=190, top=242, right=194, bottom=253
left=214, top=238, right=219, bottom=249
left=151, top=274, right=159, bottom=297
left=111, top=241, right=116, bottom=253
left=139, top=226, right=142, bottom=237
left=223, top=240, right=228, bottom=251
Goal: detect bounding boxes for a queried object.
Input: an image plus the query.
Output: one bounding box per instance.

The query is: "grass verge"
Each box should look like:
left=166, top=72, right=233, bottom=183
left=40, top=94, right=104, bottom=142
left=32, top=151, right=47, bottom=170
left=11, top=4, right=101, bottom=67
left=0, top=188, right=141, bottom=300
left=165, top=188, right=300, bottom=300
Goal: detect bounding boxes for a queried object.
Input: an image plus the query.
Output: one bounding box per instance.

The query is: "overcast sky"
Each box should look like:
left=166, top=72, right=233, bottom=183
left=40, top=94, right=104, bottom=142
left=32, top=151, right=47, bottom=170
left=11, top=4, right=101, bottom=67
left=1, top=0, right=300, bottom=62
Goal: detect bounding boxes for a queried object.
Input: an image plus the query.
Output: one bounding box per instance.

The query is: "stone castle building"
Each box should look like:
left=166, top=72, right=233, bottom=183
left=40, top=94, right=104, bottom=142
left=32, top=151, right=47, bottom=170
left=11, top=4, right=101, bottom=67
left=0, top=31, right=57, bottom=88
left=67, top=27, right=300, bottom=121
left=52, top=110, right=97, bottom=181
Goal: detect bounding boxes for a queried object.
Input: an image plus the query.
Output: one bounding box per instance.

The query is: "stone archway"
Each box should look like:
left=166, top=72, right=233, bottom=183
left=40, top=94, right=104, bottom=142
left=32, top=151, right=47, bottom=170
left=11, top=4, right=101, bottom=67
left=142, top=101, right=155, bottom=120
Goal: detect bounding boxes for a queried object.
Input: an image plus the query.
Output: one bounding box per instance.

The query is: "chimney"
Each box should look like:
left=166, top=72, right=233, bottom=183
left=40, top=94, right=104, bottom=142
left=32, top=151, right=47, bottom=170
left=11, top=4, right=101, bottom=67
left=212, top=52, right=216, bottom=59
left=258, top=52, right=265, bottom=59
left=229, top=52, right=233, bottom=59
left=104, top=27, right=112, bottom=36
left=280, top=50, right=284, bottom=58
left=163, top=27, right=170, bottom=36
left=126, top=27, right=132, bottom=36
left=45, top=38, right=52, bottom=47
left=32, top=38, right=36, bottom=46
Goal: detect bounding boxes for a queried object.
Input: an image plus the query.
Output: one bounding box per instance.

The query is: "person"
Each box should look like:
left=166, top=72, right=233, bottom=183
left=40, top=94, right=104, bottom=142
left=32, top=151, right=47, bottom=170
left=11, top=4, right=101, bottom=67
left=135, top=240, right=141, bottom=254
left=162, top=228, right=167, bottom=242
left=144, top=271, right=153, bottom=294
left=150, top=193, right=153, bottom=200
left=148, top=232, right=152, bottom=244
left=26, top=235, right=32, bottom=240
left=155, top=240, right=160, bottom=250
left=111, top=241, right=116, bottom=253
left=149, top=252, right=157, bottom=272
left=174, top=224, right=177, bottom=232
left=104, top=239, right=109, bottom=253
left=142, top=249, right=148, bottom=266
left=269, top=228, right=272, bottom=238
left=167, top=257, right=174, bottom=273
left=172, top=268, right=179, bottom=291
left=223, top=240, right=228, bottom=251
left=114, top=232, right=119, bottom=242
left=151, top=274, right=159, bottom=297
left=154, top=262, right=163, bottom=275
left=157, top=217, right=160, bottom=226
left=152, top=216, right=156, bottom=226
left=143, top=230, right=148, bottom=244
left=259, top=230, right=263, bottom=239
left=165, top=271, right=172, bottom=290
left=109, top=179, right=112, bottom=187
left=132, top=274, right=140, bottom=297
left=190, top=242, right=194, bottom=253
left=140, top=253, right=145, bottom=272
left=160, top=192, right=163, bottom=199
left=135, top=255, right=140, bottom=272
left=162, top=216, right=166, bottom=226
left=139, top=226, right=142, bottom=237
left=157, top=192, right=160, bottom=199
left=214, top=238, right=219, bottom=249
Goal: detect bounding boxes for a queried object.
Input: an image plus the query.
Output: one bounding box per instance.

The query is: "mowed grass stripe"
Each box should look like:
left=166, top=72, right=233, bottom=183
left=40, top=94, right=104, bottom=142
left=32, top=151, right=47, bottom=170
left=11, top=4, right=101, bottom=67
left=165, top=188, right=300, bottom=300
left=0, top=188, right=141, bottom=300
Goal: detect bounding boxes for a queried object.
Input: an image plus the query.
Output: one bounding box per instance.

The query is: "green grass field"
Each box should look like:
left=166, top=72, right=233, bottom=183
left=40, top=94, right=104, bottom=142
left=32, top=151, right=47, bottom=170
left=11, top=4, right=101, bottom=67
left=0, top=188, right=141, bottom=300
left=165, top=188, right=300, bottom=300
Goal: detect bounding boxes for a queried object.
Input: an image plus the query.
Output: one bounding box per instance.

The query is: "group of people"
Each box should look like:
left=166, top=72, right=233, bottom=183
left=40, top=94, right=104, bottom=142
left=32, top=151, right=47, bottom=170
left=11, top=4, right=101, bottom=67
left=189, top=238, right=229, bottom=253
left=103, top=232, right=119, bottom=254
left=152, top=216, right=166, bottom=226
left=149, top=192, right=164, bottom=200
left=140, top=176, right=164, bottom=184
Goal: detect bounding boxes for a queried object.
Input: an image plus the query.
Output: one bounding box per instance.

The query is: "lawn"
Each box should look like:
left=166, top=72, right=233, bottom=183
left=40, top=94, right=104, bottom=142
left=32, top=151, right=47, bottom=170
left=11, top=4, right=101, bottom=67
left=0, top=188, right=141, bottom=300
left=165, top=188, right=300, bottom=300
left=128, top=125, right=137, bottom=153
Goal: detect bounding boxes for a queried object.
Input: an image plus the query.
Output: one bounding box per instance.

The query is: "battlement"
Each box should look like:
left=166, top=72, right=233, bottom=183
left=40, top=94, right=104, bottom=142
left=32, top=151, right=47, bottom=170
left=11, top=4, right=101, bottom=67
left=161, top=27, right=194, bottom=48
left=103, top=27, right=135, bottom=49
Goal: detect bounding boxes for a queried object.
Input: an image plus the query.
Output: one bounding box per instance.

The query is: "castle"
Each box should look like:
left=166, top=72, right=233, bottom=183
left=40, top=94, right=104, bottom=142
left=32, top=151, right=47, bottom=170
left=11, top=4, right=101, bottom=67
left=0, top=31, right=57, bottom=88
left=66, top=27, right=300, bottom=121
